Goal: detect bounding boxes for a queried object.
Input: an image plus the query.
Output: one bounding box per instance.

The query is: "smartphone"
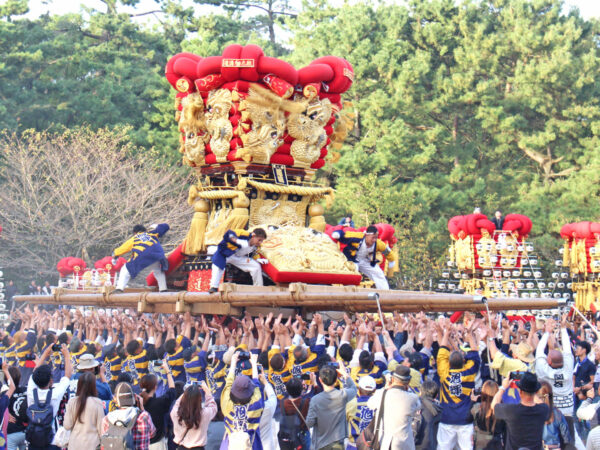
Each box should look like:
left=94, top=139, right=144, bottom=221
left=257, top=363, right=264, bottom=374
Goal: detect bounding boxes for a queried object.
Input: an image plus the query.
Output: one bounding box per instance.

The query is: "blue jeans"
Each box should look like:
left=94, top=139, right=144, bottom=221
left=7, top=432, right=26, bottom=450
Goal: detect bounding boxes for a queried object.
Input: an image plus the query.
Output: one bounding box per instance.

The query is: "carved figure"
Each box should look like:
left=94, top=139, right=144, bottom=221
left=206, top=89, right=233, bottom=162
left=179, top=93, right=208, bottom=165
left=287, top=98, right=332, bottom=168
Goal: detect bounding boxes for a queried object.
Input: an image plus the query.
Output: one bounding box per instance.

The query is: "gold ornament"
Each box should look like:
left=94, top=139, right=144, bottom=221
left=288, top=98, right=332, bottom=168
left=259, top=226, right=358, bottom=274
left=206, top=89, right=233, bottom=162
left=237, top=85, right=304, bottom=164
left=179, top=93, right=208, bottom=166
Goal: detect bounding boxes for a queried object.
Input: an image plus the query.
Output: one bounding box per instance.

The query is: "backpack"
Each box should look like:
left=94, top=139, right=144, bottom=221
left=25, top=388, right=55, bottom=449
left=100, top=410, right=140, bottom=450
left=277, top=398, right=308, bottom=450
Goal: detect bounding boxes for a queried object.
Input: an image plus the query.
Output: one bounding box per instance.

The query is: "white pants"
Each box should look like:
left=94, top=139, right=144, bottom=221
left=356, top=260, right=389, bottom=290
left=210, top=255, right=263, bottom=288
left=437, top=423, right=473, bottom=450
left=116, top=261, right=167, bottom=291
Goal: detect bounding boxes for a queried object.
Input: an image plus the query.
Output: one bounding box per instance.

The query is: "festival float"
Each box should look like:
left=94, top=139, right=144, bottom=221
left=439, top=213, right=552, bottom=300
left=14, top=45, right=564, bottom=315
left=556, top=222, right=600, bottom=312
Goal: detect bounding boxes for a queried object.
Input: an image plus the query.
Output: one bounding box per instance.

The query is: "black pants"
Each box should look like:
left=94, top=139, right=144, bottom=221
left=176, top=446, right=205, bottom=450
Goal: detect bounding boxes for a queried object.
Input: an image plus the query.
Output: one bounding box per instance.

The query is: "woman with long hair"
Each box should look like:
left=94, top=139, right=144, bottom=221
left=63, top=372, right=105, bottom=450
left=536, top=381, right=572, bottom=449
left=473, top=380, right=505, bottom=449
left=170, top=381, right=217, bottom=450
left=140, top=360, right=176, bottom=450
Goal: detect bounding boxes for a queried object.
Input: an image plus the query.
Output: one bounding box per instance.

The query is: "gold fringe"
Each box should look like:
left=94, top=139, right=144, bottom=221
left=183, top=211, right=208, bottom=254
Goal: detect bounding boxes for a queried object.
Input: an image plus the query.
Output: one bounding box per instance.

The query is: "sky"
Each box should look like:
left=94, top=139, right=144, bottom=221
left=24, top=0, right=600, bottom=21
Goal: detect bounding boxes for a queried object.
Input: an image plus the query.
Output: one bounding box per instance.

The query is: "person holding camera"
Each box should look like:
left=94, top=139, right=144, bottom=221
left=26, top=343, right=73, bottom=450
left=71, top=353, right=112, bottom=401
left=492, top=372, right=548, bottom=450
left=170, top=381, right=217, bottom=450
left=141, top=360, right=176, bottom=450
left=305, top=363, right=357, bottom=450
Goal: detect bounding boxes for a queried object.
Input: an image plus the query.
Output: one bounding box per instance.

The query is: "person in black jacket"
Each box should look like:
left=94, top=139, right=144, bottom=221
left=415, top=380, right=441, bottom=450
left=491, top=211, right=504, bottom=230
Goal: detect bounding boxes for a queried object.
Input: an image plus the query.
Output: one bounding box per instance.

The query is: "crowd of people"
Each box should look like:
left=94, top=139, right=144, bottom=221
left=0, top=305, right=599, bottom=449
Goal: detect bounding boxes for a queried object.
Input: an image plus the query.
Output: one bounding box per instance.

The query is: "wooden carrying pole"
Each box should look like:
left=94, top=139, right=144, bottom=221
left=13, top=283, right=566, bottom=315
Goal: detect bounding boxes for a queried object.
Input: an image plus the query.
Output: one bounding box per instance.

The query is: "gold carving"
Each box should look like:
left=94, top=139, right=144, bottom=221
left=288, top=98, right=332, bottom=168
left=179, top=93, right=208, bottom=166
left=237, top=85, right=304, bottom=164
left=259, top=226, right=358, bottom=274
left=454, top=236, right=473, bottom=271
left=176, top=78, right=190, bottom=92
left=249, top=192, right=309, bottom=228
left=206, top=89, right=233, bottom=162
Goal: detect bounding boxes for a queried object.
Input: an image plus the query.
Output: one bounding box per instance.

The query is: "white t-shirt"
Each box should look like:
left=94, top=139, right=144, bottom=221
left=234, top=239, right=256, bottom=257
left=357, top=241, right=375, bottom=262
left=27, top=375, right=71, bottom=431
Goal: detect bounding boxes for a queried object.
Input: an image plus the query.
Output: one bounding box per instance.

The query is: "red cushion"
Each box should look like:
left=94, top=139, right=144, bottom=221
left=261, top=262, right=361, bottom=285
left=147, top=244, right=185, bottom=286
left=240, top=44, right=263, bottom=81
left=221, top=44, right=244, bottom=82
left=196, top=55, right=223, bottom=78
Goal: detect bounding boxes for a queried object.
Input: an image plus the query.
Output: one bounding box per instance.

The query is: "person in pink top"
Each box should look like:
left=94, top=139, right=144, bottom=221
left=170, top=381, right=217, bottom=450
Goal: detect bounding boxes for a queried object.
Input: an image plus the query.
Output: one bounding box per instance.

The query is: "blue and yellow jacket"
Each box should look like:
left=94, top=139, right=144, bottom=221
left=205, top=349, right=228, bottom=400
left=350, top=360, right=388, bottom=390
left=16, top=330, right=37, bottom=367
left=221, top=372, right=264, bottom=449
left=346, top=394, right=376, bottom=444
left=125, top=343, right=153, bottom=385
left=437, top=346, right=480, bottom=425
left=212, top=229, right=256, bottom=270
left=184, top=351, right=207, bottom=384
left=330, top=230, right=395, bottom=265
left=105, top=354, right=123, bottom=382
left=113, top=224, right=169, bottom=278
left=289, top=342, right=325, bottom=381
left=267, top=347, right=292, bottom=399
left=164, top=335, right=192, bottom=383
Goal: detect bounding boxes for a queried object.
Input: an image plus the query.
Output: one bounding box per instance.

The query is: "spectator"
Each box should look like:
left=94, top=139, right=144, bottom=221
left=72, top=353, right=112, bottom=401
left=26, top=344, right=73, bottom=450
left=281, top=377, right=311, bottom=449
left=415, top=380, right=441, bottom=450
left=258, top=369, right=278, bottom=450
left=42, top=282, right=52, bottom=296
left=574, top=340, right=595, bottom=440
left=27, top=281, right=36, bottom=296
left=472, top=380, right=504, bottom=449
left=536, top=381, right=572, bottom=448
left=5, top=280, right=17, bottom=303
left=473, top=207, right=482, bottom=214
left=492, top=372, right=549, bottom=450
left=140, top=361, right=176, bottom=449
left=63, top=372, right=105, bottom=450
left=220, top=350, right=265, bottom=449
left=306, top=364, right=357, bottom=450
left=101, top=382, right=156, bottom=450
left=491, top=210, right=504, bottom=230
left=436, top=320, right=480, bottom=450
left=368, top=365, right=421, bottom=450
left=170, top=382, right=217, bottom=450
left=338, top=214, right=355, bottom=228
left=6, top=366, right=27, bottom=450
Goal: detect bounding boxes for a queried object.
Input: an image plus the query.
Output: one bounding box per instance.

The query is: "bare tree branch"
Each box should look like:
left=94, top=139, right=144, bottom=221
left=0, top=128, right=192, bottom=282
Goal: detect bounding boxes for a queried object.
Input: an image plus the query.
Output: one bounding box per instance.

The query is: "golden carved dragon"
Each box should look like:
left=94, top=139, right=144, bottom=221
left=287, top=98, right=332, bottom=168
left=179, top=93, right=208, bottom=166
left=206, top=89, right=233, bottom=162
